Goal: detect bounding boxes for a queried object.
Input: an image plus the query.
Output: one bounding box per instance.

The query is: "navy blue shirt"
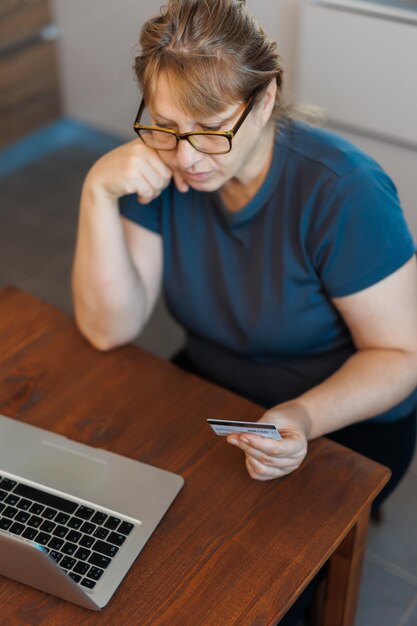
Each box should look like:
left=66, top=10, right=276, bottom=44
left=120, top=120, right=416, bottom=421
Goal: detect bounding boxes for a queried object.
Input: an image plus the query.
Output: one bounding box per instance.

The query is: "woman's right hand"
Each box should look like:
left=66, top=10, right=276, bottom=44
left=84, top=138, right=188, bottom=204
left=73, top=138, right=179, bottom=350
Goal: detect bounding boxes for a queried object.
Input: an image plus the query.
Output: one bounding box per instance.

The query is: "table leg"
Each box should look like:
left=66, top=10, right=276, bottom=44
left=312, top=505, right=371, bottom=626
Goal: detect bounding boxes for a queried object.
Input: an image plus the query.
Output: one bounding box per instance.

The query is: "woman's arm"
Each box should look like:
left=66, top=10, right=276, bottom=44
left=72, top=139, right=172, bottom=350
left=297, top=255, right=417, bottom=437
left=227, top=257, right=417, bottom=479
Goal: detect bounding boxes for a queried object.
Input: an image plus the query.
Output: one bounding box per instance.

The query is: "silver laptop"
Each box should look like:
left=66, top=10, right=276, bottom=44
left=0, top=413, right=184, bottom=610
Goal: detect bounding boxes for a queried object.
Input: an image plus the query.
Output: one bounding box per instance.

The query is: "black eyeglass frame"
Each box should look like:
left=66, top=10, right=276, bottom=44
left=133, top=92, right=258, bottom=155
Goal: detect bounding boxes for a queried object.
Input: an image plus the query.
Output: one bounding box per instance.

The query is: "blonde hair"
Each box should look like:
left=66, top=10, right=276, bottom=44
left=134, top=0, right=285, bottom=119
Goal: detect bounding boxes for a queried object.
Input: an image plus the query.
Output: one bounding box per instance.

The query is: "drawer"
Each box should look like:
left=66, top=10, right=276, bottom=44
left=0, top=40, right=60, bottom=146
left=0, top=0, right=50, bottom=50
left=296, top=1, right=417, bottom=148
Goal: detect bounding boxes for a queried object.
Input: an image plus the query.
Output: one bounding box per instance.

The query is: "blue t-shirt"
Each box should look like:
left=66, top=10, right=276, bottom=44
left=120, top=120, right=416, bottom=421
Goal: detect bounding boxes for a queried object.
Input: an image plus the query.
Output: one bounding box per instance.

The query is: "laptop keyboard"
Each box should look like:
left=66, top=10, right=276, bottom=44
left=0, top=475, right=135, bottom=590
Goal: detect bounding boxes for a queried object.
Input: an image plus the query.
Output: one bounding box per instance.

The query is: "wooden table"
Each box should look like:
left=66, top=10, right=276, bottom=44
left=0, top=287, right=390, bottom=626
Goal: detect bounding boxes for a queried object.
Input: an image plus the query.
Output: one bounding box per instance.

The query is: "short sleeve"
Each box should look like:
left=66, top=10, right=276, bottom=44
left=311, top=167, right=415, bottom=297
left=118, top=193, right=162, bottom=234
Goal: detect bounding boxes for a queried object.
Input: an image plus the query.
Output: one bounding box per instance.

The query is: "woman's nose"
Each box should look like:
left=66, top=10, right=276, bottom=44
left=175, top=138, right=202, bottom=169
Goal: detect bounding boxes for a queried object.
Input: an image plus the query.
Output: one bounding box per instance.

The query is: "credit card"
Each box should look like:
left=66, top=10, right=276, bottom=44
left=207, top=419, right=282, bottom=440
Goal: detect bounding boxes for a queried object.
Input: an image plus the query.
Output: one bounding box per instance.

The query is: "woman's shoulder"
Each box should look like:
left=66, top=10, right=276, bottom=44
left=275, top=118, right=383, bottom=181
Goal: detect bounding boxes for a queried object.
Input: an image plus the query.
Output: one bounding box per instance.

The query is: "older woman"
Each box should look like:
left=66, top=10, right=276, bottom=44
left=73, top=0, right=417, bottom=530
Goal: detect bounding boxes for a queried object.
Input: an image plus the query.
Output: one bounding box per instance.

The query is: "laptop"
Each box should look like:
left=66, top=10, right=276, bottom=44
left=0, top=413, right=184, bottom=610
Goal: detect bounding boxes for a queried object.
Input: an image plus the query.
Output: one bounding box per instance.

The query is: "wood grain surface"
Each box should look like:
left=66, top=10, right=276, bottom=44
left=0, top=286, right=390, bottom=625
left=0, top=40, right=60, bottom=147
left=0, top=0, right=50, bottom=49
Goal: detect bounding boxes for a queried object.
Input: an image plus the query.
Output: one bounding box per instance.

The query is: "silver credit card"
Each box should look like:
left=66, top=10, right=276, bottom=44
left=207, top=419, right=282, bottom=440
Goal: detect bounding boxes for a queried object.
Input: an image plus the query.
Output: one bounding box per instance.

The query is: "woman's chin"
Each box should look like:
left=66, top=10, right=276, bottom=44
left=186, top=174, right=222, bottom=192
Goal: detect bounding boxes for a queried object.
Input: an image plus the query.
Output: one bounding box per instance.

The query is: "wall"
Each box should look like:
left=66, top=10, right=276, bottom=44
left=50, top=0, right=305, bottom=138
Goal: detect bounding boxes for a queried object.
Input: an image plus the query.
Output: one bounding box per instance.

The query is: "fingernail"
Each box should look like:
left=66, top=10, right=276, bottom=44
left=241, top=437, right=249, bottom=444
left=228, top=437, right=238, bottom=445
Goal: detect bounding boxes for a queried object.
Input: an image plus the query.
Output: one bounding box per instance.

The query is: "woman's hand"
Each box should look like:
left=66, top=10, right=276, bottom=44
left=84, top=138, right=189, bottom=204
left=226, top=402, right=312, bottom=480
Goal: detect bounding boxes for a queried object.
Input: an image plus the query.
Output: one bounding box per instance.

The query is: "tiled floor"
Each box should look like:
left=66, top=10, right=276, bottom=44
left=1, top=125, right=416, bottom=626
left=358, top=458, right=417, bottom=626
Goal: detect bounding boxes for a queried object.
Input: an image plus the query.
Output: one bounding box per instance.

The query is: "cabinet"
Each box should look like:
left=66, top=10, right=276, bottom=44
left=296, top=0, right=417, bottom=148
left=295, top=0, right=417, bottom=238
left=0, top=0, right=61, bottom=147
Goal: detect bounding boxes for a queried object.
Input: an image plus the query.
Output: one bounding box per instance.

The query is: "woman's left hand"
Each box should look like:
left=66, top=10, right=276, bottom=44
left=226, top=402, right=312, bottom=480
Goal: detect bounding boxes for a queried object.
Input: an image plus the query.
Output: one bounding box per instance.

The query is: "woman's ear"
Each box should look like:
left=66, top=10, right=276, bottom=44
left=258, top=78, right=277, bottom=124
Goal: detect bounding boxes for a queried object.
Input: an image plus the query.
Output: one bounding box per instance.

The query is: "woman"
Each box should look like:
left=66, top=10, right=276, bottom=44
left=72, top=0, right=417, bottom=620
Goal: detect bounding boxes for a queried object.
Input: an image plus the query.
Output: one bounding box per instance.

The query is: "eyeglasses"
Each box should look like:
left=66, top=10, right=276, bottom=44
left=133, top=92, right=257, bottom=155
